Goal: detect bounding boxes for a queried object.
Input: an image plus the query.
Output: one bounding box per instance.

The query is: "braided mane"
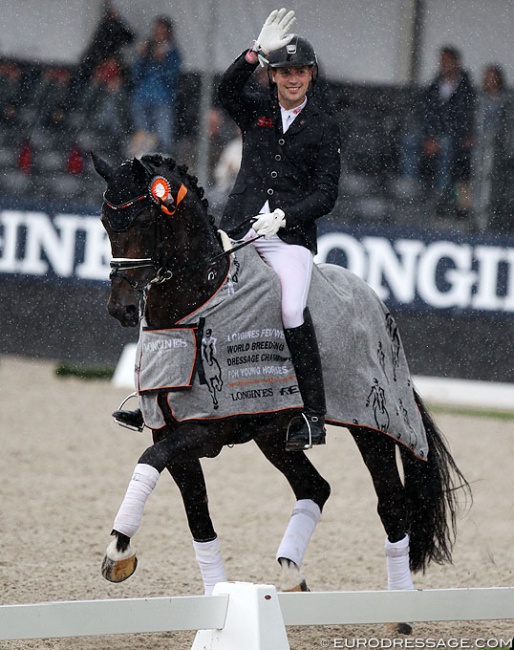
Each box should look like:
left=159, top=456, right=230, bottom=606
left=141, top=153, right=217, bottom=230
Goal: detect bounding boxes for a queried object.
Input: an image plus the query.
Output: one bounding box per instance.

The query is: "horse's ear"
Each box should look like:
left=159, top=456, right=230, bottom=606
left=132, top=156, right=152, bottom=180
left=91, top=151, right=113, bottom=183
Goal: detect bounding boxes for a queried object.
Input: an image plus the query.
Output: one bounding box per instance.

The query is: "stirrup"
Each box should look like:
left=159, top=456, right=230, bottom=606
left=112, top=409, right=144, bottom=432
left=113, top=392, right=144, bottom=432
left=285, top=412, right=326, bottom=451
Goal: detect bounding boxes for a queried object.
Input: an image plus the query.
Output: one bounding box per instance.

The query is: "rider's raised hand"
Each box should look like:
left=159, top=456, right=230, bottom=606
left=254, top=8, right=296, bottom=55
left=252, top=209, right=286, bottom=238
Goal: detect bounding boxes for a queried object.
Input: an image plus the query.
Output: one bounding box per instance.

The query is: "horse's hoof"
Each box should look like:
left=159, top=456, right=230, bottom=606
left=282, top=579, right=310, bottom=592
left=101, top=539, right=137, bottom=583
left=386, top=622, right=413, bottom=635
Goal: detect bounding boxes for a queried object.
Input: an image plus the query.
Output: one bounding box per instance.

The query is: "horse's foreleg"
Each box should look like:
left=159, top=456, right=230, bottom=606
left=102, top=422, right=224, bottom=584
left=255, top=435, right=331, bottom=591
left=166, top=460, right=227, bottom=595
left=102, top=462, right=159, bottom=582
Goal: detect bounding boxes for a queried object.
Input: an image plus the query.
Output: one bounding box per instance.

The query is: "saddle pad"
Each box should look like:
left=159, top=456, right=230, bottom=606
left=139, top=247, right=303, bottom=428
left=137, top=325, right=199, bottom=393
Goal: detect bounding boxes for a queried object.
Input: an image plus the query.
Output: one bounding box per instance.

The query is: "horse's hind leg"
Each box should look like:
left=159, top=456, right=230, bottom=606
left=166, top=459, right=227, bottom=595
left=349, top=426, right=413, bottom=635
left=255, top=435, right=331, bottom=591
left=349, top=426, right=413, bottom=586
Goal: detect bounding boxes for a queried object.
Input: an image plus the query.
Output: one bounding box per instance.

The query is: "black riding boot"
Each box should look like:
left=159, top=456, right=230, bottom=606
left=284, top=308, right=327, bottom=451
left=112, top=408, right=145, bottom=432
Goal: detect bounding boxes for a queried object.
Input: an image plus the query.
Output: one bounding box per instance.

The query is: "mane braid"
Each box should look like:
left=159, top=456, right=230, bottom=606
left=142, top=153, right=219, bottom=232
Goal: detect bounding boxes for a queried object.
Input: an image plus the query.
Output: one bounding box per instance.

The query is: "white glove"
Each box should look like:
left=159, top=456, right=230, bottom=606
left=254, top=8, right=296, bottom=55
left=252, top=209, right=286, bottom=238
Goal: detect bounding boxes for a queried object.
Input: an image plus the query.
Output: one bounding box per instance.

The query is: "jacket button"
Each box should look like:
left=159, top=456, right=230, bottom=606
left=271, top=171, right=278, bottom=178
left=275, top=154, right=281, bottom=161
left=278, top=138, right=285, bottom=145
left=267, top=188, right=274, bottom=195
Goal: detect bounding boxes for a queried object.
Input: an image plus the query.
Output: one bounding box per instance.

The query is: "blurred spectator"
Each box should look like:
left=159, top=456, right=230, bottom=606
left=400, top=46, right=476, bottom=218
left=130, top=15, right=182, bottom=156
left=207, top=107, right=238, bottom=182
left=472, top=64, right=514, bottom=232
left=82, top=55, right=131, bottom=144
left=209, top=129, right=242, bottom=219
left=213, top=130, right=242, bottom=192
left=33, top=67, right=73, bottom=131
left=17, top=140, right=32, bottom=174
left=69, top=1, right=134, bottom=107
left=174, top=105, right=237, bottom=192
left=0, top=61, right=24, bottom=126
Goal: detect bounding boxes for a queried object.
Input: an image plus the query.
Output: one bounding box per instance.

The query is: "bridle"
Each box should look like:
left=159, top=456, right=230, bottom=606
left=107, top=191, right=261, bottom=295
left=106, top=180, right=189, bottom=292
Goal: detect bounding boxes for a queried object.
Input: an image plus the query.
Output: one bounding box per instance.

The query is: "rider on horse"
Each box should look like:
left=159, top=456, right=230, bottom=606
left=218, top=9, right=342, bottom=451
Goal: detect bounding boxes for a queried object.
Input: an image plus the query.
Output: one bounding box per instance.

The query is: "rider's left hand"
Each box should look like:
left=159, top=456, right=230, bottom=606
left=252, top=209, right=286, bottom=238
left=254, top=9, right=296, bottom=55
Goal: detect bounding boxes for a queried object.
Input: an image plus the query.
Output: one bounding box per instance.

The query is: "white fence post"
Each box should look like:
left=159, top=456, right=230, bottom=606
left=192, top=582, right=290, bottom=650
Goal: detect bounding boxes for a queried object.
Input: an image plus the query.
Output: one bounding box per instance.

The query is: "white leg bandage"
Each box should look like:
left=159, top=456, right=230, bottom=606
left=275, top=499, right=321, bottom=568
left=385, top=534, right=414, bottom=590
left=192, top=537, right=227, bottom=596
left=113, top=464, right=160, bottom=539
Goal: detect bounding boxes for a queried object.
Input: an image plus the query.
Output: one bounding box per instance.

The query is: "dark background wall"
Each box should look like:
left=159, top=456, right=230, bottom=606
left=0, top=278, right=136, bottom=367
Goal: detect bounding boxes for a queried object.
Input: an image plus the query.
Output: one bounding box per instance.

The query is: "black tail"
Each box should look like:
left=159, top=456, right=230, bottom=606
left=400, top=389, right=472, bottom=573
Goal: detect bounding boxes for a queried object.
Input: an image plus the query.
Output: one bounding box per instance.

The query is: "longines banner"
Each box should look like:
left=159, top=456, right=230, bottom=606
left=2, top=207, right=514, bottom=315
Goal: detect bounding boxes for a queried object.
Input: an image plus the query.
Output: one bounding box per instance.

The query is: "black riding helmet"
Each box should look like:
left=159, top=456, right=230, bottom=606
left=266, top=35, right=317, bottom=68
left=266, top=35, right=318, bottom=86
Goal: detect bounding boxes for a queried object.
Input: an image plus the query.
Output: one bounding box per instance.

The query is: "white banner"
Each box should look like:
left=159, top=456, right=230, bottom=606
left=2, top=207, right=514, bottom=314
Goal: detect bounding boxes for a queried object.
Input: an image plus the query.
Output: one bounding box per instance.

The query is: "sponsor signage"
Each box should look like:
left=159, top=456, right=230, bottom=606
left=2, top=207, right=514, bottom=314
left=0, top=208, right=110, bottom=282
left=316, top=223, right=514, bottom=315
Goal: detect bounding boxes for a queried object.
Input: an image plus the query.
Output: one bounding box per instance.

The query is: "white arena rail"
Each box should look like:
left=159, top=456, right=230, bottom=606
left=1, top=582, right=514, bottom=650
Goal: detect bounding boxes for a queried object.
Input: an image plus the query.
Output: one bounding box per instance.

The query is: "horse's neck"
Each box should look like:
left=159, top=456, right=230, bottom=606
left=146, top=219, right=229, bottom=326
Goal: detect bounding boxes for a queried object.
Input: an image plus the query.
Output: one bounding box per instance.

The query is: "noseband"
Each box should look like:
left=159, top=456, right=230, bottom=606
left=109, top=258, right=172, bottom=292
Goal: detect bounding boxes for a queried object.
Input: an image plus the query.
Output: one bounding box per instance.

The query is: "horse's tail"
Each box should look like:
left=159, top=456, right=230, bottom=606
left=400, top=389, right=471, bottom=573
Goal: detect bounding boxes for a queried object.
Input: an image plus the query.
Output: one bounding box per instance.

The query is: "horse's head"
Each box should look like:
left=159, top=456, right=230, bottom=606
left=93, top=152, right=227, bottom=327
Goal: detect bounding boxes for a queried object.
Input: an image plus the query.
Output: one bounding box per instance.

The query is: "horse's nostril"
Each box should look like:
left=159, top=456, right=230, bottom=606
left=125, top=305, right=139, bottom=323
left=107, top=300, right=139, bottom=327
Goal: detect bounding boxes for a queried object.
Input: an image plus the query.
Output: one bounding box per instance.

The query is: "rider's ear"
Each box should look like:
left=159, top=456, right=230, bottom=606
left=91, top=151, right=113, bottom=182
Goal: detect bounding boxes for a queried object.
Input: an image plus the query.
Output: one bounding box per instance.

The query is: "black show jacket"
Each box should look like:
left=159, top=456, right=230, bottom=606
left=218, top=52, right=341, bottom=253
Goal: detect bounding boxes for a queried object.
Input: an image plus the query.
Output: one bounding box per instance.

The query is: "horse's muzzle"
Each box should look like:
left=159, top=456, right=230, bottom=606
left=107, top=299, right=139, bottom=328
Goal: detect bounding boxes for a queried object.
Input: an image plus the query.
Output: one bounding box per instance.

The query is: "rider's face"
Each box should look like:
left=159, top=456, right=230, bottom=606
left=271, top=66, right=313, bottom=110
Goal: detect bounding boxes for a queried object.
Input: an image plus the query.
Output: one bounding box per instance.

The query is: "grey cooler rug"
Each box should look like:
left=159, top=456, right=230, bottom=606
left=136, top=244, right=428, bottom=459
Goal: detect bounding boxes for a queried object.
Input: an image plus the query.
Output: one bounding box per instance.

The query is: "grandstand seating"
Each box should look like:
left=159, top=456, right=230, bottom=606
left=0, top=58, right=512, bottom=233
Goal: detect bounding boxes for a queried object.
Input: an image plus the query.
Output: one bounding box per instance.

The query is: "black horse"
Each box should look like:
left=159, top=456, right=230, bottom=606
left=93, top=152, right=470, bottom=621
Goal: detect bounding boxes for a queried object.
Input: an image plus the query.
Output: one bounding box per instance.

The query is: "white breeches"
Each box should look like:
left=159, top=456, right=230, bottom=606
left=246, top=230, right=313, bottom=329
